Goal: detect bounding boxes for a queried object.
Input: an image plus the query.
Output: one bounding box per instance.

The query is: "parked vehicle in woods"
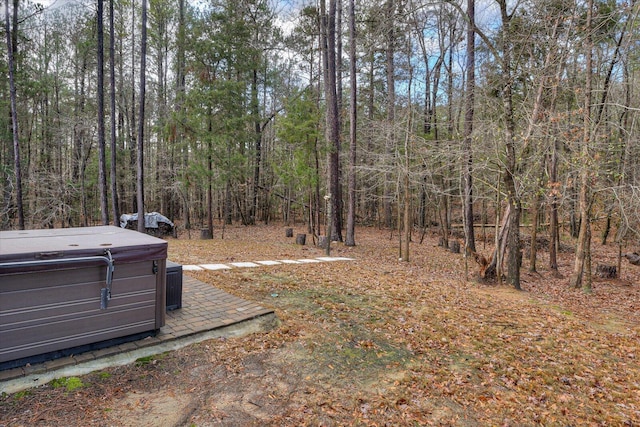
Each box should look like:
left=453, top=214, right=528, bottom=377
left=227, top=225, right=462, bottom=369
left=120, top=212, right=175, bottom=237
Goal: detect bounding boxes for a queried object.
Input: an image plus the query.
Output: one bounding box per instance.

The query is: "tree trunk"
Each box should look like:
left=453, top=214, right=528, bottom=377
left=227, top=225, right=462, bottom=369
left=72, top=49, right=87, bottom=225
left=152, top=1, right=168, bottom=220
left=224, top=178, right=232, bottom=225
left=136, top=0, right=148, bottom=234
left=383, top=0, right=395, bottom=229
left=207, top=143, right=214, bottom=236
left=483, top=203, right=510, bottom=280
left=207, top=111, right=215, bottom=234
left=97, top=0, right=109, bottom=225
left=415, top=20, right=432, bottom=136
left=251, top=68, right=260, bottom=225
left=500, top=0, right=521, bottom=290
left=11, top=0, right=18, bottom=57
left=129, top=0, right=137, bottom=216
left=364, top=52, right=376, bottom=224
left=5, top=1, right=24, bottom=230
left=322, top=0, right=342, bottom=241
left=109, top=0, right=120, bottom=225
left=336, top=0, right=343, bottom=116
left=446, top=24, right=455, bottom=139
left=345, top=0, right=357, bottom=247
left=402, top=116, right=411, bottom=262
left=325, top=196, right=331, bottom=255
left=462, top=0, right=476, bottom=253
left=529, top=193, right=540, bottom=273
left=176, top=0, right=187, bottom=228
left=549, top=137, right=559, bottom=272
left=501, top=25, right=522, bottom=289
left=529, top=163, right=545, bottom=273
left=570, top=0, right=593, bottom=292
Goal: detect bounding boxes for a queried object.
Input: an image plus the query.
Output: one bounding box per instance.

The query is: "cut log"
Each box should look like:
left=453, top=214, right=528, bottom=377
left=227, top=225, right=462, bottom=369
left=595, top=264, right=617, bottom=278
left=296, top=234, right=306, bottom=245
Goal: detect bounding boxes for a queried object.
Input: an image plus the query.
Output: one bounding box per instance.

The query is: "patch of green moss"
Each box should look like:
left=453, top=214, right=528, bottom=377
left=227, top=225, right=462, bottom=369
left=135, top=355, right=156, bottom=366
left=135, top=352, right=167, bottom=367
left=50, top=376, right=84, bottom=392
left=13, top=390, right=32, bottom=400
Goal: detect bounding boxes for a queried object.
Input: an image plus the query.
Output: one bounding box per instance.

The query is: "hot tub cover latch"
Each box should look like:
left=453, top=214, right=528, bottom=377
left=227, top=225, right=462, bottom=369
left=100, top=249, right=115, bottom=310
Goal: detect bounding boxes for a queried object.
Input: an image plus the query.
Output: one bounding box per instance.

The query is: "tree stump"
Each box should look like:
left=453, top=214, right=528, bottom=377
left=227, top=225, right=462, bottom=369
left=449, top=240, right=460, bottom=254
left=285, top=228, right=294, bottom=238
left=200, top=228, right=213, bottom=240
left=596, top=264, right=617, bottom=278
left=296, top=234, right=306, bottom=245
left=318, top=236, right=328, bottom=249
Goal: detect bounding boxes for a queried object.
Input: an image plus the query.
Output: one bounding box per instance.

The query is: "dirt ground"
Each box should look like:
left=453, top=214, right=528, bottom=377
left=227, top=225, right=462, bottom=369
left=1, top=224, right=639, bottom=426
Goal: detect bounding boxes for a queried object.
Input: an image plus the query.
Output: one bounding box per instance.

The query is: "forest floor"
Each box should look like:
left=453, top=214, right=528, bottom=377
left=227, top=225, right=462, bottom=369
left=1, top=224, right=639, bottom=426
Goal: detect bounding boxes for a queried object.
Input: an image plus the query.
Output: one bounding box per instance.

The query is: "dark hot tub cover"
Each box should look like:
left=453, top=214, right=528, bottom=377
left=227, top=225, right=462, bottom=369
left=0, top=225, right=167, bottom=270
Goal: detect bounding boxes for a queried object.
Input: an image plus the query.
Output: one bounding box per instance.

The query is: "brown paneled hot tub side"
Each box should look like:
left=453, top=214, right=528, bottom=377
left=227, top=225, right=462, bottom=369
left=0, top=226, right=167, bottom=370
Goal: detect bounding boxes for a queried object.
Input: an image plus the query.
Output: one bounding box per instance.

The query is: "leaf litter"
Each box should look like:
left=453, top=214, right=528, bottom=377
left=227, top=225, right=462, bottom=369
left=1, top=224, right=639, bottom=426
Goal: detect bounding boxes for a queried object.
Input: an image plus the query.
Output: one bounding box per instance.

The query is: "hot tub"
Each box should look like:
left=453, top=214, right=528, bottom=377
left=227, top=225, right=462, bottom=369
left=0, top=226, right=167, bottom=370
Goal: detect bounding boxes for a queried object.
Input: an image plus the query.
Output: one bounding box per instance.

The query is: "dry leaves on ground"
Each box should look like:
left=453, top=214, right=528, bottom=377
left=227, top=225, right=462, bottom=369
left=1, top=224, right=639, bottom=426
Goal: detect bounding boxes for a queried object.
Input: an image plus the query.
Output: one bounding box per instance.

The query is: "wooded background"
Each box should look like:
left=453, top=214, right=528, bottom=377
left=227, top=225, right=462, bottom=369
left=2, top=0, right=639, bottom=290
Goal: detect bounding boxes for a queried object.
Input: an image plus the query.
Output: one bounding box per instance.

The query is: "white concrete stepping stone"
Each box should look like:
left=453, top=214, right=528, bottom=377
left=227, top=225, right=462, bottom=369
left=256, top=260, right=282, bottom=266
left=181, top=257, right=354, bottom=272
left=230, top=262, right=260, bottom=268
left=200, top=263, right=231, bottom=270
